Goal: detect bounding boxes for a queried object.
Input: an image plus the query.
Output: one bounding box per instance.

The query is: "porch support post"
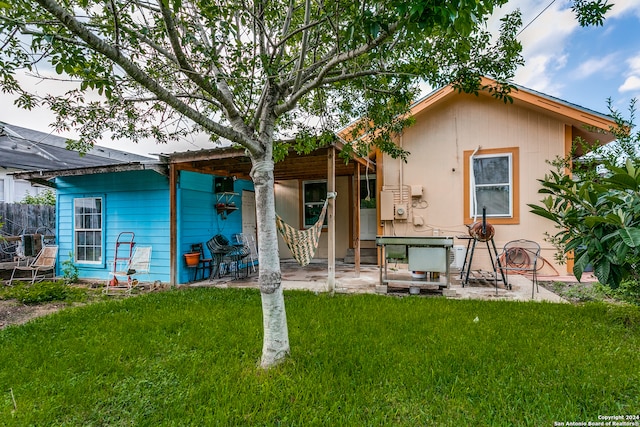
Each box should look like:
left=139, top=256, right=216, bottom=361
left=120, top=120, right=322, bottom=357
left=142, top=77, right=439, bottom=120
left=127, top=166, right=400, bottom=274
left=353, top=162, right=361, bottom=277
left=375, top=149, right=384, bottom=266
left=327, top=146, right=336, bottom=293
left=169, top=163, right=178, bottom=287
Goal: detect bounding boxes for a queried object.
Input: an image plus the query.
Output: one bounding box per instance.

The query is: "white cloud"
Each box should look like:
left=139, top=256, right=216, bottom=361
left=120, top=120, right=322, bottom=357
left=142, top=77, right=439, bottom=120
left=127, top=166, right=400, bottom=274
left=491, top=0, right=578, bottom=55
left=607, top=0, right=640, bottom=19
left=487, top=0, right=580, bottom=97
left=513, top=54, right=567, bottom=97
left=619, top=54, right=640, bottom=94
left=619, top=76, right=640, bottom=92
left=1, top=69, right=213, bottom=156
left=574, top=54, right=618, bottom=79
left=489, top=0, right=640, bottom=109
left=618, top=53, right=640, bottom=96
left=628, top=55, right=640, bottom=73
left=519, top=11, right=577, bottom=59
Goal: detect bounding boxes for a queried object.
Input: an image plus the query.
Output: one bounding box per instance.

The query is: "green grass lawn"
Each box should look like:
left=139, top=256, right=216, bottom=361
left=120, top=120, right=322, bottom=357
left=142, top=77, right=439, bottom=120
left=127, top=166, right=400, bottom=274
left=1, top=288, right=638, bottom=426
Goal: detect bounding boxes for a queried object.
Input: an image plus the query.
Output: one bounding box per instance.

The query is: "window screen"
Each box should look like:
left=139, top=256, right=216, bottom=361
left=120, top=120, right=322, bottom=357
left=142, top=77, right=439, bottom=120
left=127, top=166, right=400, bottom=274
left=74, top=197, right=103, bottom=263
left=472, top=154, right=512, bottom=217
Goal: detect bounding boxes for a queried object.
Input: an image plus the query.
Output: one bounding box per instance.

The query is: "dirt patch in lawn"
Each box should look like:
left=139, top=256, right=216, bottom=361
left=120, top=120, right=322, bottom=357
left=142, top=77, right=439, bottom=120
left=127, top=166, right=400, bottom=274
left=0, top=282, right=170, bottom=330
left=0, top=300, right=67, bottom=329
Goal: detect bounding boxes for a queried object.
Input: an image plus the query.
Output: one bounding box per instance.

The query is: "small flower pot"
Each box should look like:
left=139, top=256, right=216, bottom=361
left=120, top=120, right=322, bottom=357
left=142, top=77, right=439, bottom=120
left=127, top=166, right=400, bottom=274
left=184, top=252, right=200, bottom=267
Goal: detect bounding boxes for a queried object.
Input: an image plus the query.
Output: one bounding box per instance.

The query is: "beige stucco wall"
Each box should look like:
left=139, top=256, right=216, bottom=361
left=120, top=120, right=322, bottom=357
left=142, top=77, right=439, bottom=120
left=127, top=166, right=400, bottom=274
left=275, top=176, right=351, bottom=260
left=381, top=93, right=569, bottom=274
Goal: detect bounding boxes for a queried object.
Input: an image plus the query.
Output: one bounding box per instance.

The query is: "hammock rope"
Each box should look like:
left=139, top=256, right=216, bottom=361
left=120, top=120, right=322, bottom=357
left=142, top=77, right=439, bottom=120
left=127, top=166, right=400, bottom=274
left=276, top=194, right=335, bottom=266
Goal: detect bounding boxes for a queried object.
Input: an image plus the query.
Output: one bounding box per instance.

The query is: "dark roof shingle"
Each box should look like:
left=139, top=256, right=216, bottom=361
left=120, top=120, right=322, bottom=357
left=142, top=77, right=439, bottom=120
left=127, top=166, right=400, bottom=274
left=0, top=122, right=153, bottom=171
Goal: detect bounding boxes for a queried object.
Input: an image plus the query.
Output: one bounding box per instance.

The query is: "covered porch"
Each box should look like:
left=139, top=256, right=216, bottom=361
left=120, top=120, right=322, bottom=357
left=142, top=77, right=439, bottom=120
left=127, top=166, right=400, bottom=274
left=162, top=141, right=377, bottom=288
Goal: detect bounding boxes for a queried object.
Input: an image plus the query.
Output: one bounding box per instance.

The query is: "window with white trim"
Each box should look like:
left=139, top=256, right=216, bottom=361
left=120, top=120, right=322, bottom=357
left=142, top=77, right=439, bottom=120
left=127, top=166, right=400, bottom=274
left=303, top=180, right=327, bottom=228
left=74, top=197, right=103, bottom=263
left=470, top=153, right=513, bottom=218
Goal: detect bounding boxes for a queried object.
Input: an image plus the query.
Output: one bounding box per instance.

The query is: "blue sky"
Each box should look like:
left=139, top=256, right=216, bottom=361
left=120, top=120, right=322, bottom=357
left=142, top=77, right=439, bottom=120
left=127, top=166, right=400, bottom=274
left=496, top=0, right=640, bottom=116
left=2, top=0, right=639, bottom=155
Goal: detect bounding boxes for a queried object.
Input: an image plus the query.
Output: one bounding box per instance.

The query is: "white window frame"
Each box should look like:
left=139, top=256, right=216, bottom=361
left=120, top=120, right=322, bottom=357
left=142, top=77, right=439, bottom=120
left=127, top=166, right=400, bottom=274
left=469, top=152, right=513, bottom=219
left=74, top=197, right=103, bottom=264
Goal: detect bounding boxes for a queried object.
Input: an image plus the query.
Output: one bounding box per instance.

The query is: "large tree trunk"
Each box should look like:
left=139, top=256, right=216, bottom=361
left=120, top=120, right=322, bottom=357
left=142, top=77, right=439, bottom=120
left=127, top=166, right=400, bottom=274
left=251, top=155, right=290, bottom=368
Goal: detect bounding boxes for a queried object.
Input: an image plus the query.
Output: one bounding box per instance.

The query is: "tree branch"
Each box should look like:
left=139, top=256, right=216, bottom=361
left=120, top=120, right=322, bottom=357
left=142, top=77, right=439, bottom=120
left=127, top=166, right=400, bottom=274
left=157, top=0, right=252, bottom=137
left=107, top=0, right=120, bottom=54
left=275, top=23, right=399, bottom=115
left=124, top=93, right=223, bottom=110
left=292, top=0, right=311, bottom=93
left=32, top=0, right=261, bottom=153
left=275, top=0, right=295, bottom=59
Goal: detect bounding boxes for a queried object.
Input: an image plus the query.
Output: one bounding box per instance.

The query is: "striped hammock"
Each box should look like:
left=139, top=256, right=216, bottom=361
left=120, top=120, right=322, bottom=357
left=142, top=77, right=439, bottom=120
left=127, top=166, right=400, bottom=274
left=276, top=199, right=329, bottom=266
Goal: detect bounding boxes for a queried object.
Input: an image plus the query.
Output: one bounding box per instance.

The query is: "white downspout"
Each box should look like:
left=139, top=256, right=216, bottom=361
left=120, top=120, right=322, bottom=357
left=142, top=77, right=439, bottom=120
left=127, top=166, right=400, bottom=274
left=470, top=146, right=481, bottom=222
left=400, top=135, right=404, bottom=202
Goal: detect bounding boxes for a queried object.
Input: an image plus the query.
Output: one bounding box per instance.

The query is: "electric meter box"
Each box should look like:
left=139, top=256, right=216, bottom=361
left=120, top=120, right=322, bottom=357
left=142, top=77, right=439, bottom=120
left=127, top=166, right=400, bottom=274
left=380, top=190, right=395, bottom=220
left=394, top=203, right=408, bottom=220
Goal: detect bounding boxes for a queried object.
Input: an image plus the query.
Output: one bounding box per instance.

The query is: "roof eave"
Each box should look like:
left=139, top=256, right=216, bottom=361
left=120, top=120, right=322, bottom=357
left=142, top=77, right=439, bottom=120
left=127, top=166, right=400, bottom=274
left=12, top=162, right=168, bottom=186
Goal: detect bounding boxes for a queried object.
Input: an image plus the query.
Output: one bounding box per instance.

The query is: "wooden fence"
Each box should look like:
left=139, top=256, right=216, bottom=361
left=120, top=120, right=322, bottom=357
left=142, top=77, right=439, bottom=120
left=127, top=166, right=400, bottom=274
left=0, top=202, right=55, bottom=236
left=0, top=203, right=56, bottom=260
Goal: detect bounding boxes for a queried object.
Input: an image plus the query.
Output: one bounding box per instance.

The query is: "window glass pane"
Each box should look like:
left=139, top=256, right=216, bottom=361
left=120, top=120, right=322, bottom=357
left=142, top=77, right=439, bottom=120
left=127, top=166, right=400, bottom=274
left=474, top=156, right=509, bottom=185
left=360, top=179, right=376, bottom=208
left=303, top=181, right=328, bottom=228
left=304, top=204, right=325, bottom=227
left=304, top=182, right=326, bottom=203
left=77, top=246, right=87, bottom=262
left=476, top=186, right=510, bottom=216
left=74, top=197, right=102, bottom=262
left=470, top=153, right=512, bottom=218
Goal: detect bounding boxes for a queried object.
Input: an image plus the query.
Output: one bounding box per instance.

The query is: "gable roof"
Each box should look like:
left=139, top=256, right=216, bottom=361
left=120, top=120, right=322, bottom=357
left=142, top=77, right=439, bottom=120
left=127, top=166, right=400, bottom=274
left=410, top=77, right=616, bottom=132
left=0, top=122, right=153, bottom=171
left=338, top=76, right=617, bottom=145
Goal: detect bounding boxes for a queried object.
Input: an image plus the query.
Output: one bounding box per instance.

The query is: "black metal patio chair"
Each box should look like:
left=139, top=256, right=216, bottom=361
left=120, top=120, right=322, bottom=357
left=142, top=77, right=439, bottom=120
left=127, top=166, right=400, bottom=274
left=206, top=234, right=250, bottom=279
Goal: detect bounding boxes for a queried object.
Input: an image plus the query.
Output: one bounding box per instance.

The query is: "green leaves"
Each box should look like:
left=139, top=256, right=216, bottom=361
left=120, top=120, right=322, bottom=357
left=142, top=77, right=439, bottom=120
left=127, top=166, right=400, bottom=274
left=530, top=101, right=640, bottom=290
left=619, top=228, right=640, bottom=248
left=571, top=0, right=613, bottom=27
left=0, top=0, right=612, bottom=164
left=572, top=250, right=590, bottom=282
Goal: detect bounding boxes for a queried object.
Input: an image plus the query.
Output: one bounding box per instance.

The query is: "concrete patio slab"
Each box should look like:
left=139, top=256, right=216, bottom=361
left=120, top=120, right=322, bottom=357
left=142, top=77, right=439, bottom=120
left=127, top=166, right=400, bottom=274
left=187, top=260, right=570, bottom=303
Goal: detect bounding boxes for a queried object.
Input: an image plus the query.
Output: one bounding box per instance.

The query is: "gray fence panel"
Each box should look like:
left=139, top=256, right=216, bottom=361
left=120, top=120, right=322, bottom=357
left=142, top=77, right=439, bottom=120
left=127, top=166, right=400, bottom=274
left=0, top=203, right=55, bottom=260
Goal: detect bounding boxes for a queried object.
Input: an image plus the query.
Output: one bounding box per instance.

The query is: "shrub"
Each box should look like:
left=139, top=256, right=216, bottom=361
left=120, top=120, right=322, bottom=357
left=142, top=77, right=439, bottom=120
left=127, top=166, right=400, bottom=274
left=20, top=189, right=56, bottom=206
left=530, top=99, right=640, bottom=291
left=0, top=280, right=88, bottom=305
left=61, top=252, right=79, bottom=283
left=608, top=280, right=640, bottom=306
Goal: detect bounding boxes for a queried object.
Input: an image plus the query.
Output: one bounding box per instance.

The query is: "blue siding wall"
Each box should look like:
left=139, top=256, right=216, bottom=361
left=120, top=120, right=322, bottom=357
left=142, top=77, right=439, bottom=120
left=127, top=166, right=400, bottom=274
left=56, top=170, right=171, bottom=283
left=54, top=168, right=254, bottom=285
left=177, top=171, right=253, bottom=283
